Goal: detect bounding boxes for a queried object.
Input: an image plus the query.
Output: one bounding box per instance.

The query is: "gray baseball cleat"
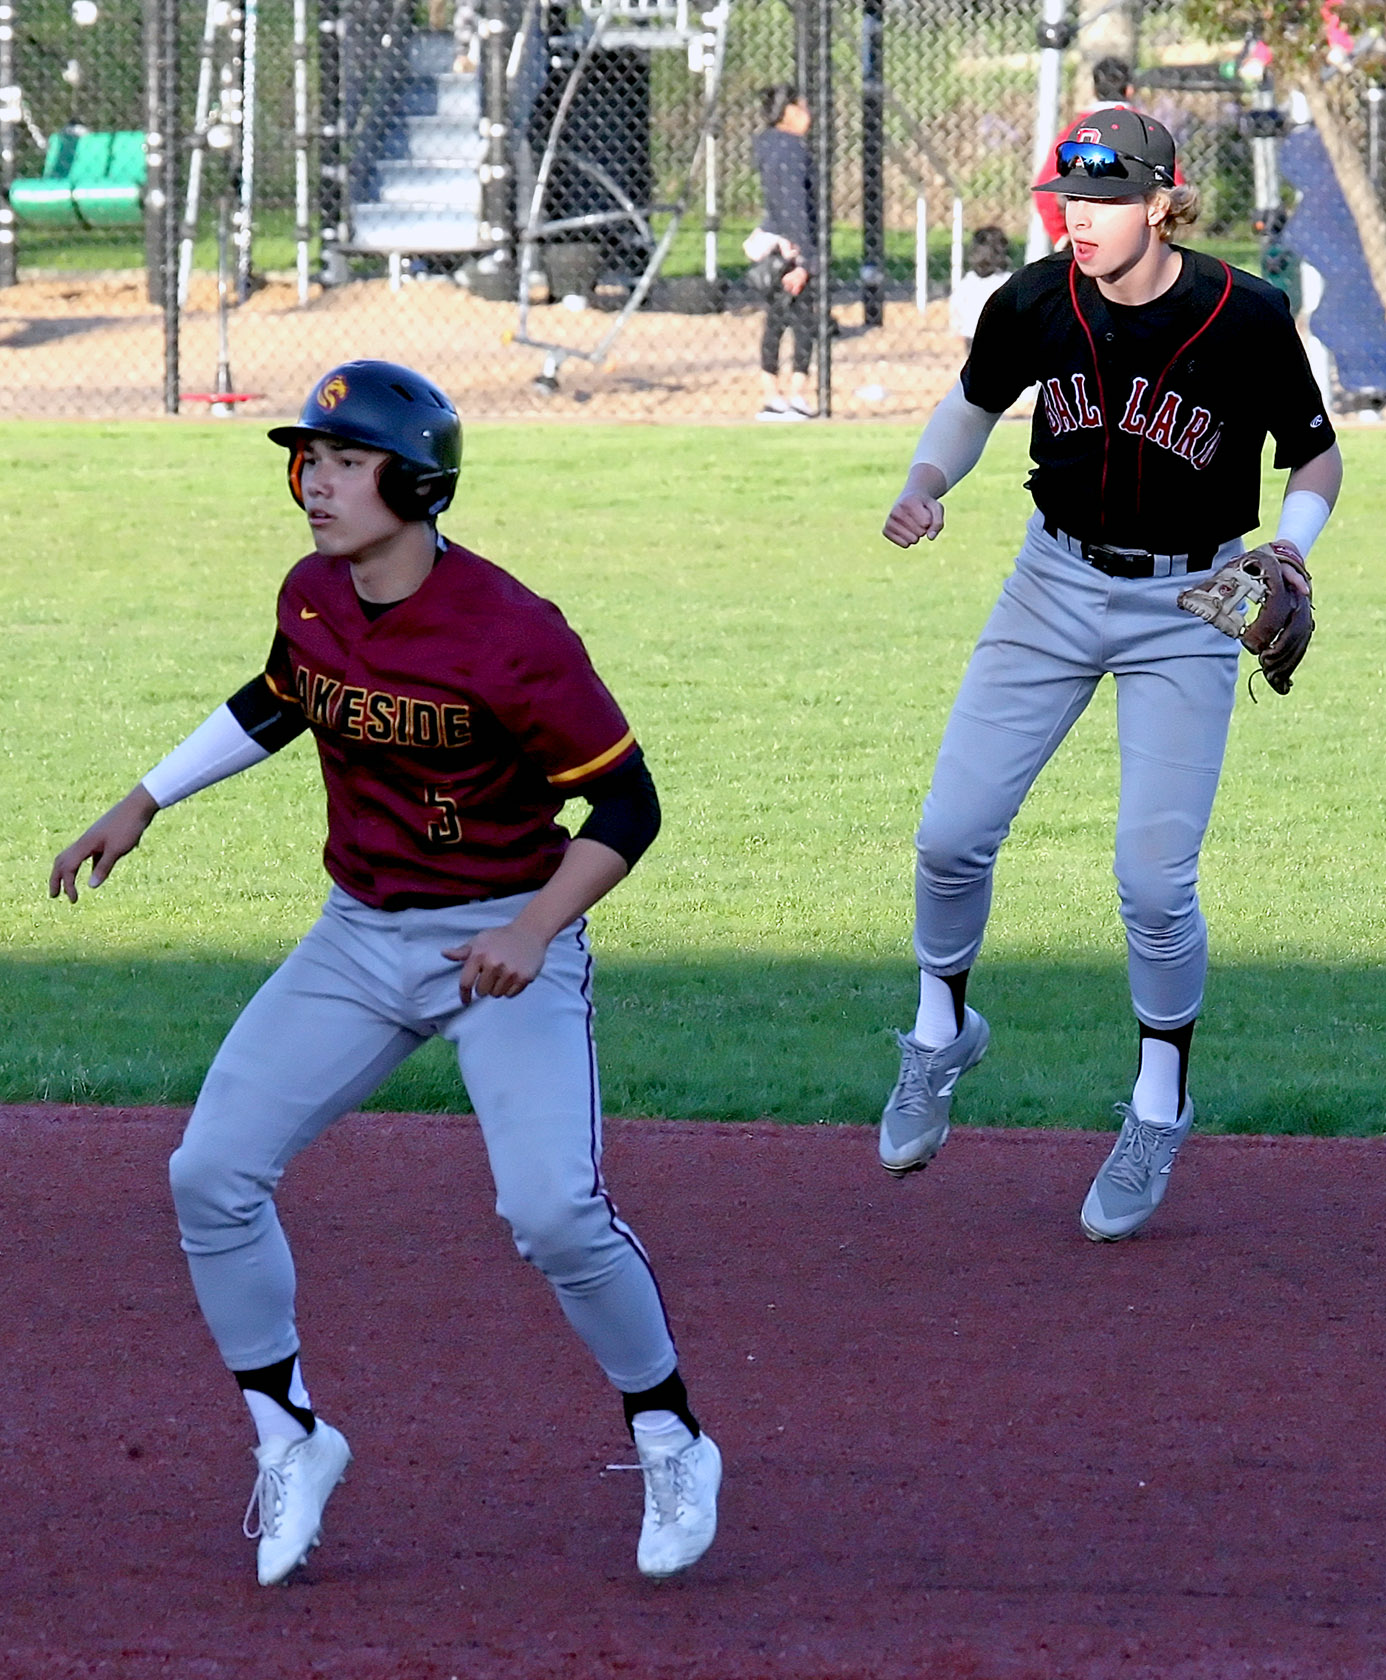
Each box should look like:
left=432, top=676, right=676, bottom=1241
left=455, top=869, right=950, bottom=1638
left=1080, top=1100, right=1195, bottom=1242
left=878, top=1007, right=990, bottom=1177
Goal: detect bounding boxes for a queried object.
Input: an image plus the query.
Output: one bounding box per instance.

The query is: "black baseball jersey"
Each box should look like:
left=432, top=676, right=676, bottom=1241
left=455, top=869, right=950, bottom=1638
left=961, top=249, right=1335, bottom=551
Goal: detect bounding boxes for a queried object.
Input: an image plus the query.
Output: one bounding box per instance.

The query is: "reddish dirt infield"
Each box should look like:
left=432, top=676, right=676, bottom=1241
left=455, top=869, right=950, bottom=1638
left=3, top=1107, right=1384, bottom=1680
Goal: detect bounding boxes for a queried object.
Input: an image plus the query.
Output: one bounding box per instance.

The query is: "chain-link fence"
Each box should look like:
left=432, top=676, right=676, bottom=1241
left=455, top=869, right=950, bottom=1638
left=1, top=0, right=1383, bottom=421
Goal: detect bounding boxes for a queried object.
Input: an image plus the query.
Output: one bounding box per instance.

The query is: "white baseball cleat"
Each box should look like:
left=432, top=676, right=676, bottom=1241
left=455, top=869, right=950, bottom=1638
left=242, top=1421, right=352, bottom=1586
left=878, top=1007, right=990, bottom=1176
left=632, top=1419, right=722, bottom=1580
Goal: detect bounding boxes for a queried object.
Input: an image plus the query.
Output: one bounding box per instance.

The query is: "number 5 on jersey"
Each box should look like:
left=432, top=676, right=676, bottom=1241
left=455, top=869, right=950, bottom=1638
left=425, top=786, right=463, bottom=847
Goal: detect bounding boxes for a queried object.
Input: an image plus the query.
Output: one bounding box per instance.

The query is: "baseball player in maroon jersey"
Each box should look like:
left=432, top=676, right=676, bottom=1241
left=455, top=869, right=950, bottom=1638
left=50, top=361, right=721, bottom=1587
left=878, top=112, right=1342, bottom=1238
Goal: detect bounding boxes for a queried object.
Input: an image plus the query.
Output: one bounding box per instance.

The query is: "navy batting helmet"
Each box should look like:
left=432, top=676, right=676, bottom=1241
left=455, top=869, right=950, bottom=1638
left=268, top=360, right=462, bottom=521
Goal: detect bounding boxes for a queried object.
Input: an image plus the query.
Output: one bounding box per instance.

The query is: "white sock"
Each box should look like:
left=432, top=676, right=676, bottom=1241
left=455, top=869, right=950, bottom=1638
left=242, top=1358, right=312, bottom=1445
left=1132, top=1038, right=1182, bottom=1127
left=912, top=972, right=959, bottom=1047
left=632, top=1409, right=693, bottom=1447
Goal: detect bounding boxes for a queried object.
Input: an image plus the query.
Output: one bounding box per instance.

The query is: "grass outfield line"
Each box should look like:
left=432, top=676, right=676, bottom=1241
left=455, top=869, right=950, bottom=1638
left=3, top=421, right=1384, bottom=1130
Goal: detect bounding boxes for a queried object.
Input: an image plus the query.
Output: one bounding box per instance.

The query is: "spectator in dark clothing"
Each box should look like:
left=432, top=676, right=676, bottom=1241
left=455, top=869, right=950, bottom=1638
left=752, top=85, right=818, bottom=421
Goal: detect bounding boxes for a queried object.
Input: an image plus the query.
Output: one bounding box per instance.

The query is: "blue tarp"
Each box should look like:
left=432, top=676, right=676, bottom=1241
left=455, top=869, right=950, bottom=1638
left=1281, top=123, right=1386, bottom=396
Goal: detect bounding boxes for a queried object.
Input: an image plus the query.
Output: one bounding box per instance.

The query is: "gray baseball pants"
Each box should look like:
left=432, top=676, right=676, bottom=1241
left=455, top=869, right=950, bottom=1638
left=914, top=512, right=1243, bottom=1030
left=168, top=885, right=678, bottom=1393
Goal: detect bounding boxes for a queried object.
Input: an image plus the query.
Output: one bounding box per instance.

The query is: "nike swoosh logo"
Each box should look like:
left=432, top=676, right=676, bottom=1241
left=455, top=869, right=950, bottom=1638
left=299, top=607, right=319, bottom=620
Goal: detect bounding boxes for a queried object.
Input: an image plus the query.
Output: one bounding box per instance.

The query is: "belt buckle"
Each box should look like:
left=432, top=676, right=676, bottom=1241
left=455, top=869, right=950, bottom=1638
left=1084, top=541, right=1152, bottom=578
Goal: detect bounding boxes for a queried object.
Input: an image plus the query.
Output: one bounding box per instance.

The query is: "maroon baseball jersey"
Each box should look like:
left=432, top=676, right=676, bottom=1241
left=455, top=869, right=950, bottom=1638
left=263, top=541, right=638, bottom=908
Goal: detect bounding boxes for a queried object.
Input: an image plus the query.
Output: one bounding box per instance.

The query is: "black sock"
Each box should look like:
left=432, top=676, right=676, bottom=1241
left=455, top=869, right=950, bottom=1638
left=1137, top=1019, right=1196, bottom=1113
left=944, top=970, right=970, bottom=1035
left=622, top=1368, right=699, bottom=1440
left=234, top=1352, right=316, bottom=1435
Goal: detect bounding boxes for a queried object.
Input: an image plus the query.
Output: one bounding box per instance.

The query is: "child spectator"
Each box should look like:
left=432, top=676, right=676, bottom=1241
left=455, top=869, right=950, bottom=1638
left=948, top=225, right=1013, bottom=351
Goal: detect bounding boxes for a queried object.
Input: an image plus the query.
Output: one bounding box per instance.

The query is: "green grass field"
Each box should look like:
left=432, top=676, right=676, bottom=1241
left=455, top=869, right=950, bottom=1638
left=3, top=420, right=1384, bottom=1131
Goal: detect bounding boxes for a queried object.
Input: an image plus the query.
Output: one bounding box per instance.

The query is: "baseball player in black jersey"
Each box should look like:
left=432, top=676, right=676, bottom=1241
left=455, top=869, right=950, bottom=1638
left=878, top=110, right=1342, bottom=1239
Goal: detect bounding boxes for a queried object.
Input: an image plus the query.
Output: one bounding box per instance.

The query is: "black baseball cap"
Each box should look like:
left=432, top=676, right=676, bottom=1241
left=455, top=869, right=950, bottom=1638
left=1035, top=107, right=1177, bottom=200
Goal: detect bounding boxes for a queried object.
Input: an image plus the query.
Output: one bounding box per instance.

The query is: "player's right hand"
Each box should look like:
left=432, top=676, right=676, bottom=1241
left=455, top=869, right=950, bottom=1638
left=883, top=491, right=945, bottom=548
left=49, top=786, right=160, bottom=902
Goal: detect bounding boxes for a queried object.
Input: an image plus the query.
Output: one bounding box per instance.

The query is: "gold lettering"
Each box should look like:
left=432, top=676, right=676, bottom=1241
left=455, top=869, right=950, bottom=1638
left=338, top=686, right=367, bottom=738
left=364, top=691, right=395, bottom=743
left=307, top=671, right=340, bottom=727
left=411, top=699, right=440, bottom=749
left=442, top=705, right=472, bottom=749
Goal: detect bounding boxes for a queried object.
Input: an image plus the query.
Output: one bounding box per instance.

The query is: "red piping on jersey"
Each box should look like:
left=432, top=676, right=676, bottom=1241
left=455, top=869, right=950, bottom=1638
left=1067, top=260, right=1111, bottom=532
left=1068, top=256, right=1233, bottom=539
left=1134, top=259, right=1233, bottom=520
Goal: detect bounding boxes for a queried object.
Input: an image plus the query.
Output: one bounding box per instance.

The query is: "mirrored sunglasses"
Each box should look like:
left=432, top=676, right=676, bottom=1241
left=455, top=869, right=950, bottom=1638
left=1054, top=140, right=1134, bottom=178
left=1054, top=140, right=1171, bottom=185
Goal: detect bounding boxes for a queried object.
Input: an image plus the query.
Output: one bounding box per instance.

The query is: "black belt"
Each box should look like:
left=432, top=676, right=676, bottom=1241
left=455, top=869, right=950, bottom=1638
left=1042, top=518, right=1218, bottom=578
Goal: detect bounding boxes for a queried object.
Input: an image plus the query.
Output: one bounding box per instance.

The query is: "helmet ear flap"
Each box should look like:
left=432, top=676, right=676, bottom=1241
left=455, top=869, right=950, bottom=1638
left=287, top=447, right=306, bottom=508
left=376, top=459, right=455, bottom=521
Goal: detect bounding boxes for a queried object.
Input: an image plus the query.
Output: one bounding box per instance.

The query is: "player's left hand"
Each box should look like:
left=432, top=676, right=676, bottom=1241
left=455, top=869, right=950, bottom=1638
left=782, top=264, right=809, bottom=297
left=445, top=924, right=548, bottom=1004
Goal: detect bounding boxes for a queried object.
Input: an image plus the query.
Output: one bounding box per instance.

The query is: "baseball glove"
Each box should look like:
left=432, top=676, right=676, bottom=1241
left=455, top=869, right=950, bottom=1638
left=1176, top=540, right=1314, bottom=695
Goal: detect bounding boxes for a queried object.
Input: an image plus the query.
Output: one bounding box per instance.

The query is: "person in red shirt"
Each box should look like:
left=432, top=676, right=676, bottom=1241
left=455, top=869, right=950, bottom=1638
left=50, top=361, right=721, bottom=1590
left=1032, top=58, right=1183, bottom=250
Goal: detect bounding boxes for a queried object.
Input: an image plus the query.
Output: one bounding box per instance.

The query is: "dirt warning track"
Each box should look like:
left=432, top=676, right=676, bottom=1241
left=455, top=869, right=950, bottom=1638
left=2, top=1106, right=1383, bottom=1679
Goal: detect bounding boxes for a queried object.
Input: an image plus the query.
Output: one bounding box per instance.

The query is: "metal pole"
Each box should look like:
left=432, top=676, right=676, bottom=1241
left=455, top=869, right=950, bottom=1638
left=160, top=0, right=180, bottom=413
left=914, top=194, right=926, bottom=311
left=235, top=0, right=257, bottom=301
left=703, top=37, right=719, bottom=284
left=860, top=0, right=884, bottom=331
left=293, top=0, right=310, bottom=302
left=142, top=0, right=167, bottom=304
left=479, top=0, right=514, bottom=287
left=813, top=0, right=832, bottom=415
left=318, top=0, right=347, bottom=285
left=177, top=0, right=220, bottom=308
left=0, top=1, right=17, bottom=290
left=1249, top=81, right=1279, bottom=226
left=1025, top=0, right=1070, bottom=263
left=794, top=0, right=812, bottom=99
left=212, top=194, right=235, bottom=412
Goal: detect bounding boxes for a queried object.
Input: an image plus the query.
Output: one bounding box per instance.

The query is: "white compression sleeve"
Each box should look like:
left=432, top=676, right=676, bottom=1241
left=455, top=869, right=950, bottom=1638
left=140, top=703, right=270, bottom=809
left=1274, top=490, right=1331, bottom=558
left=908, top=381, right=1003, bottom=492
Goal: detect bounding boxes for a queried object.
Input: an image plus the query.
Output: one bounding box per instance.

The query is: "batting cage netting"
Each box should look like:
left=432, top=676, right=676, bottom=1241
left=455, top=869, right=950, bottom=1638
left=1, top=0, right=1384, bottom=421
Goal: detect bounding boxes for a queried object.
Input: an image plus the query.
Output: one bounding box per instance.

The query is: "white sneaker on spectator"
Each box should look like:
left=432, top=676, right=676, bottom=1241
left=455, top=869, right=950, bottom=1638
left=756, top=397, right=801, bottom=422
